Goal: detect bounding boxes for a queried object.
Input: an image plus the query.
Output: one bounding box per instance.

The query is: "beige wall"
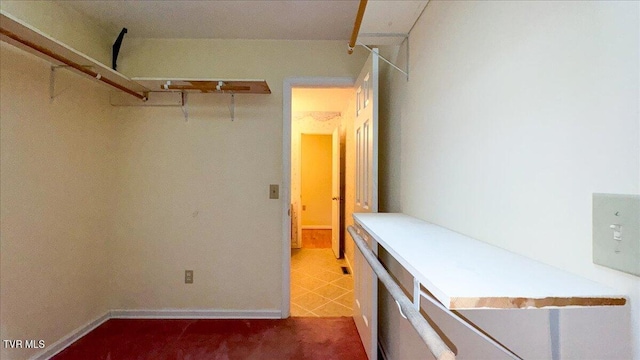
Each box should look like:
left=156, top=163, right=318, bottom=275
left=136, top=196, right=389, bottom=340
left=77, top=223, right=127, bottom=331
left=1, top=4, right=116, bottom=359
left=0, top=1, right=113, bottom=65
left=378, top=1, right=639, bottom=359
left=301, top=134, right=332, bottom=226
left=0, top=42, right=116, bottom=360
left=110, top=39, right=366, bottom=310
left=378, top=47, right=403, bottom=214
left=0, top=2, right=369, bottom=357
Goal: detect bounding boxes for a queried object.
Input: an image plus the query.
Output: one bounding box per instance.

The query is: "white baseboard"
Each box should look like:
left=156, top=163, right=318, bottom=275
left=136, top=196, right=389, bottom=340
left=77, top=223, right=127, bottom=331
left=109, top=309, right=282, bottom=319
left=301, top=225, right=332, bottom=230
left=32, top=312, right=110, bottom=360
left=344, top=253, right=354, bottom=275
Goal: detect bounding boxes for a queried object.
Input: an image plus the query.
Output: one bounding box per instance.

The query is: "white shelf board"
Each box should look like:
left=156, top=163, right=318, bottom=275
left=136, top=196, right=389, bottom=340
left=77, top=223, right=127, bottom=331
left=353, top=213, right=627, bottom=310
left=133, top=78, right=271, bottom=94
left=0, top=11, right=149, bottom=94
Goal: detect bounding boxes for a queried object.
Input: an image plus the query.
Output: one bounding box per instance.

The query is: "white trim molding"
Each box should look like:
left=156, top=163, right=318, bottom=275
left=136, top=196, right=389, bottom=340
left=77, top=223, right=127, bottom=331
left=31, top=312, right=110, bottom=360
left=301, top=225, right=332, bottom=230
left=344, top=251, right=354, bottom=276
left=110, top=309, right=281, bottom=319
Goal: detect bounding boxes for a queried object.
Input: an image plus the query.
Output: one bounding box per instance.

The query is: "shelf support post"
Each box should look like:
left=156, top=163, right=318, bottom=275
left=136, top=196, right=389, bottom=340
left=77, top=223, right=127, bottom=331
left=413, top=277, right=421, bottom=310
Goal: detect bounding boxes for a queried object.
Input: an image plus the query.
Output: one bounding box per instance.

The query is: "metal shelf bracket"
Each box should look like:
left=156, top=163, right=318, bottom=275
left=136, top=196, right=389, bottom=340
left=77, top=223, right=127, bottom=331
left=229, top=93, right=235, bottom=121
left=181, top=92, right=189, bottom=122
left=49, top=65, right=94, bottom=102
left=357, top=40, right=409, bottom=81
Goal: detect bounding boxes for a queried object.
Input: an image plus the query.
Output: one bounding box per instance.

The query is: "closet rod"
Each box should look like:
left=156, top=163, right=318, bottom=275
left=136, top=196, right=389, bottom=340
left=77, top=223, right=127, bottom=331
left=348, top=0, right=368, bottom=54
left=0, top=28, right=147, bottom=101
left=347, top=226, right=456, bottom=360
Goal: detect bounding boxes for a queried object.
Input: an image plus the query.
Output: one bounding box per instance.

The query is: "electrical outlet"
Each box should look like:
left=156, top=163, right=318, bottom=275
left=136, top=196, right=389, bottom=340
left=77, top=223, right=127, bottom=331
left=185, top=270, right=194, bottom=284
left=269, top=184, right=279, bottom=199
left=593, top=193, right=640, bottom=276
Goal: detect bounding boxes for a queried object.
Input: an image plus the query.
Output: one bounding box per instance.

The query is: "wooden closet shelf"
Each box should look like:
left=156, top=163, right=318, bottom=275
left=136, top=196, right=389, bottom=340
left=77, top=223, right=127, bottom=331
left=0, top=11, right=149, bottom=100
left=133, top=78, right=271, bottom=94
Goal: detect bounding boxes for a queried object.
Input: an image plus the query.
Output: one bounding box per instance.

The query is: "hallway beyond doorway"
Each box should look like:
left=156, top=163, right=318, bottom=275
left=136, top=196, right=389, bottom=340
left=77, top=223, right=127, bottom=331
left=301, top=229, right=332, bottom=248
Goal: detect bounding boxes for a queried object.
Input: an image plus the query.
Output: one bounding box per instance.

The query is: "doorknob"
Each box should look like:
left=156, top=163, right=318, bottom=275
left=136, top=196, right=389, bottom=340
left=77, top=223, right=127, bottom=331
left=332, top=197, right=343, bottom=201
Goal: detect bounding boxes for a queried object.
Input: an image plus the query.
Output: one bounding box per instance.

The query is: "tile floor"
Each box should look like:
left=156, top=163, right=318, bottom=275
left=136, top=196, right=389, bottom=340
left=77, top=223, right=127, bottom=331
left=291, top=248, right=354, bottom=317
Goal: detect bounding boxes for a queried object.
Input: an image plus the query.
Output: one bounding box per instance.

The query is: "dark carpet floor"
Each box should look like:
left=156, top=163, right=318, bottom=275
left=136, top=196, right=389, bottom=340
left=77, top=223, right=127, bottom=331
left=52, top=318, right=367, bottom=360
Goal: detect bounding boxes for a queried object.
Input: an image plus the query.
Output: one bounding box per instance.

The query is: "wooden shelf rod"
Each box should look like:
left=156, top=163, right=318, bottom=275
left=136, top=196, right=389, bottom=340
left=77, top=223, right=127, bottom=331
left=0, top=28, right=147, bottom=101
left=348, top=0, right=368, bottom=54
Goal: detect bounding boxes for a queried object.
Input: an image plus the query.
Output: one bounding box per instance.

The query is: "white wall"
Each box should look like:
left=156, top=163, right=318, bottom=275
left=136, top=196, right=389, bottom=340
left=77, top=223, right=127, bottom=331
left=0, top=42, right=116, bottom=360
left=379, top=1, right=640, bottom=359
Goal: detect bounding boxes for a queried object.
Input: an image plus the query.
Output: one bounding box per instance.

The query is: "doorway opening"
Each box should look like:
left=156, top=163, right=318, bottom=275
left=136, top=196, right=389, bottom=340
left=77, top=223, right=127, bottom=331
left=299, top=133, right=333, bottom=249
left=282, top=79, right=355, bottom=317
left=282, top=53, right=378, bottom=356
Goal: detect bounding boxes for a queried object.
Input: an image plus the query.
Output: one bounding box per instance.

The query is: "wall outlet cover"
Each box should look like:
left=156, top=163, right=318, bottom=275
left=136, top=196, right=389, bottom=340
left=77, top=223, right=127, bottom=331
left=185, top=270, right=194, bottom=284
left=592, top=193, right=640, bottom=277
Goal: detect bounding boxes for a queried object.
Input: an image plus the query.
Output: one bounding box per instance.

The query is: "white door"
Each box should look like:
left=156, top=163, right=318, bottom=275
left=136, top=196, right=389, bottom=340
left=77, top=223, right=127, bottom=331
left=331, top=127, right=342, bottom=258
left=353, top=50, right=379, bottom=360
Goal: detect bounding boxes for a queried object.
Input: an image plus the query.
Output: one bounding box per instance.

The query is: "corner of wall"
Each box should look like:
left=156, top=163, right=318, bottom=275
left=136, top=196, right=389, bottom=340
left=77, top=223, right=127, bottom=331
left=377, top=43, right=407, bottom=213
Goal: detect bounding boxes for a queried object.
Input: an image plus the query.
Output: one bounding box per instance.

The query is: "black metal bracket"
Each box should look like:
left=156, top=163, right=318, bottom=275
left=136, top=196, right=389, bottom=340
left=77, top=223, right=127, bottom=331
left=112, top=28, right=128, bottom=71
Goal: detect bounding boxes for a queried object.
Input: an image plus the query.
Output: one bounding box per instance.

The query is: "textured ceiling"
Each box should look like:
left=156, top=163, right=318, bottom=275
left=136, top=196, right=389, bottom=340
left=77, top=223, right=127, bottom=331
left=64, top=1, right=360, bottom=40
left=63, top=0, right=427, bottom=41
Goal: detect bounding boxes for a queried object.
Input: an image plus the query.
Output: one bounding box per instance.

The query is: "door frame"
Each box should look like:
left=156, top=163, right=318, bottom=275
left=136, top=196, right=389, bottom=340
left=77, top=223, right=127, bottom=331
left=331, top=127, right=341, bottom=259
left=281, top=77, right=354, bottom=318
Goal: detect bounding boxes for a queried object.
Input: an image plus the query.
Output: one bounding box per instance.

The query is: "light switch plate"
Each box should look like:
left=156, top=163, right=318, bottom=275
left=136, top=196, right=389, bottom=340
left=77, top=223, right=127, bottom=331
left=593, top=193, right=640, bottom=276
